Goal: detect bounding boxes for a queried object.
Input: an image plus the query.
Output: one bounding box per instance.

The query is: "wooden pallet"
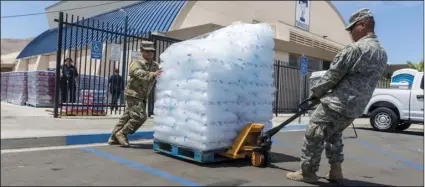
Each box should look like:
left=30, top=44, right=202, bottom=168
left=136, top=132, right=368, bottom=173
left=153, top=139, right=230, bottom=164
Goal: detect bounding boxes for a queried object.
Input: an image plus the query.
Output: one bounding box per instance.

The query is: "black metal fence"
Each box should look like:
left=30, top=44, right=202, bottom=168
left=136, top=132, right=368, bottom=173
left=272, top=60, right=392, bottom=114
left=273, top=60, right=316, bottom=114
left=53, top=12, right=152, bottom=117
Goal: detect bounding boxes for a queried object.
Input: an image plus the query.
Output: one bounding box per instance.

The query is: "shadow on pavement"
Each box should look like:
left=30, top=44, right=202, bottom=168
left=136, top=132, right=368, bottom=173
left=160, top=152, right=301, bottom=169
left=128, top=143, right=153, bottom=149
left=355, top=127, right=424, bottom=137
left=342, top=136, right=359, bottom=139
left=317, top=177, right=396, bottom=186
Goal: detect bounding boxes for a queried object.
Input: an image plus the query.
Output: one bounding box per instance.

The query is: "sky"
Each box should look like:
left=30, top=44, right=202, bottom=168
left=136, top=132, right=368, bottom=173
left=0, top=1, right=423, bottom=65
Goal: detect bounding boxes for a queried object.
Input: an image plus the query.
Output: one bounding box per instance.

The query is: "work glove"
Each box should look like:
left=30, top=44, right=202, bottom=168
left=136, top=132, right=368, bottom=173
left=308, top=94, right=319, bottom=102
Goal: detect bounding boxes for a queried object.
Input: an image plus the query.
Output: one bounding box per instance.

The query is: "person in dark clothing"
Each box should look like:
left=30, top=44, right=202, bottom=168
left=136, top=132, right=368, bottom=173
left=60, top=58, right=79, bottom=104
left=108, top=68, right=124, bottom=111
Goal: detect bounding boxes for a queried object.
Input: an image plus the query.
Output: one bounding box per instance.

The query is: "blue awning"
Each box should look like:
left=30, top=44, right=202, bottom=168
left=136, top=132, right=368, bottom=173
left=17, top=0, right=186, bottom=59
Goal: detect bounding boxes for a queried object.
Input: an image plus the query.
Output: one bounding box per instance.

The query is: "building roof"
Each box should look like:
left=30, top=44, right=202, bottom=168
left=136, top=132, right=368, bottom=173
left=17, top=0, right=186, bottom=59
left=1, top=38, right=34, bottom=54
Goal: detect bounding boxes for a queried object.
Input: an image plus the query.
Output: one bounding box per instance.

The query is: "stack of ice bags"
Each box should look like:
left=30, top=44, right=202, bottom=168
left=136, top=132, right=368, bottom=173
left=153, top=23, right=276, bottom=151
left=26, top=71, right=56, bottom=107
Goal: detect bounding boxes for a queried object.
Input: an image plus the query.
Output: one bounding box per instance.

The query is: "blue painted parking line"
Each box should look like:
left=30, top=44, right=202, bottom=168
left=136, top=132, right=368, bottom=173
left=80, top=147, right=202, bottom=186
left=64, top=123, right=306, bottom=146
left=279, top=124, right=307, bottom=132
left=64, top=123, right=306, bottom=147
left=66, top=130, right=154, bottom=145
left=271, top=137, right=409, bottom=168
left=358, top=140, right=423, bottom=171
left=384, top=144, right=424, bottom=153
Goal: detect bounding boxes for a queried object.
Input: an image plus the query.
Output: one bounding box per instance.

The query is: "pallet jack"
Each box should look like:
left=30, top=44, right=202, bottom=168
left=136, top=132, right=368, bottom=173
left=217, top=97, right=357, bottom=168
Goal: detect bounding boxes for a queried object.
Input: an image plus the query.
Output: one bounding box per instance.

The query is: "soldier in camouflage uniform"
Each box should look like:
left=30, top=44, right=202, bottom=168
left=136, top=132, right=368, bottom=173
left=108, top=41, right=162, bottom=147
left=286, top=8, right=388, bottom=183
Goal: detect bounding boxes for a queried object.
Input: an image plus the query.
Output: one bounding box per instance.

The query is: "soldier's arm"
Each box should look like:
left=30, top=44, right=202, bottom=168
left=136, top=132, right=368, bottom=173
left=310, top=46, right=361, bottom=98
left=129, top=61, right=156, bottom=81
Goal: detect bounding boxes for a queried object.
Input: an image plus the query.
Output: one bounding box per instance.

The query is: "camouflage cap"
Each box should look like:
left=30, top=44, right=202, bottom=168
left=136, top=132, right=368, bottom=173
left=140, top=40, right=155, bottom=51
left=345, top=8, right=374, bottom=31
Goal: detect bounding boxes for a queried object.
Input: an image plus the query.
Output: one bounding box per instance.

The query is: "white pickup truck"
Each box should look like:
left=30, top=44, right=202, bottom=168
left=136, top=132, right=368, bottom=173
left=362, top=71, right=424, bottom=132
left=309, top=70, right=424, bottom=132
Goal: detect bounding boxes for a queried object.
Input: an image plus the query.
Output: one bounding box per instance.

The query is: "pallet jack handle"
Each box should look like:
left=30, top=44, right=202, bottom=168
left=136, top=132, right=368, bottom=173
left=255, top=98, right=320, bottom=150
left=263, top=97, right=320, bottom=138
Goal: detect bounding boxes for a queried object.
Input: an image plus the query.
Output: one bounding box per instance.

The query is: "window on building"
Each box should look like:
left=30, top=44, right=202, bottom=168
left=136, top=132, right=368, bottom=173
left=289, top=54, right=299, bottom=67
left=322, top=61, right=331, bottom=70
left=308, top=57, right=322, bottom=70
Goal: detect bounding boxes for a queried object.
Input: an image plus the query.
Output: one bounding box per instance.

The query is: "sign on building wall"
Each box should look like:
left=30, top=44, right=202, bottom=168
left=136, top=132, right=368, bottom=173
left=110, top=44, right=121, bottom=61
left=295, top=0, right=310, bottom=31
left=300, top=55, right=308, bottom=77
left=91, top=41, right=103, bottom=60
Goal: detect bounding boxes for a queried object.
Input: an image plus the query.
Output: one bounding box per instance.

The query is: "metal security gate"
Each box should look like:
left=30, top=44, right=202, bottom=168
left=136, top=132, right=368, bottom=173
left=273, top=60, right=314, bottom=114
left=272, top=60, right=392, bottom=115
left=53, top=12, right=149, bottom=117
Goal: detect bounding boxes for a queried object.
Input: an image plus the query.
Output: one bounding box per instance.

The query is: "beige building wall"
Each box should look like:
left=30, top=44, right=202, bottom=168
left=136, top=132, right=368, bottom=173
left=27, top=57, right=37, bottom=71
left=1, top=51, right=20, bottom=71
left=171, top=1, right=351, bottom=49
left=48, top=54, right=56, bottom=69
left=275, top=51, right=290, bottom=62
left=45, top=1, right=140, bottom=28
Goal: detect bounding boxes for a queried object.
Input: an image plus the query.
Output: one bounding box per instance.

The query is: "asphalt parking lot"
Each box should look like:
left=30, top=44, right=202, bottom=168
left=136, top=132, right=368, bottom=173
left=1, top=128, right=423, bottom=186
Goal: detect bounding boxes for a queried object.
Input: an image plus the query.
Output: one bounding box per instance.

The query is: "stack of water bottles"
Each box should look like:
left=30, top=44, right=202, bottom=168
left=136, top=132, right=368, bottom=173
left=7, top=72, right=28, bottom=105
left=26, top=71, right=56, bottom=107
left=1, top=72, right=9, bottom=101
left=79, top=90, right=107, bottom=113
left=153, top=22, right=276, bottom=151
left=78, top=74, right=108, bottom=90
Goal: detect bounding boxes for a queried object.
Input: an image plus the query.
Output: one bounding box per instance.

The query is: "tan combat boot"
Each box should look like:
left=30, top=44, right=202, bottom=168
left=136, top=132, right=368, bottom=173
left=115, top=127, right=131, bottom=147
left=325, top=163, right=344, bottom=184
left=286, top=170, right=318, bottom=183
left=107, top=126, right=122, bottom=145
left=107, top=135, right=119, bottom=145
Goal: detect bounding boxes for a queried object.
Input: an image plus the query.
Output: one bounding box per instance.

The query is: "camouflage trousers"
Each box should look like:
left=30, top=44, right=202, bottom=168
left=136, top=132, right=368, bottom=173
left=300, top=103, right=355, bottom=173
left=110, top=95, right=147, bottom=136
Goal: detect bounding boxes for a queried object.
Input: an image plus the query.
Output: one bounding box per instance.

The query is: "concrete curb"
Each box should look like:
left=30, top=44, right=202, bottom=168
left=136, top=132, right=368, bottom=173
left=1, top=130, right=154, bottom=150
left=1, top=124, right=308, bottom=150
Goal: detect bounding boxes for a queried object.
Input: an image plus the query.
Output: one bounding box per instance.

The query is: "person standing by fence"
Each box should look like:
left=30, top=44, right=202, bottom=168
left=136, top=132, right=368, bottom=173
left=60, top=57, right=79, bottom=104
left=108, top=68, right=124, bottom=111
left=107, top=41, right=163, bottom=147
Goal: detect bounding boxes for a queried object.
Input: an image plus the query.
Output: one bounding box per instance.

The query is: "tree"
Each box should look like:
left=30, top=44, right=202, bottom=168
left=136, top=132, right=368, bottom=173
left=407, top=60, right=424, bottom=72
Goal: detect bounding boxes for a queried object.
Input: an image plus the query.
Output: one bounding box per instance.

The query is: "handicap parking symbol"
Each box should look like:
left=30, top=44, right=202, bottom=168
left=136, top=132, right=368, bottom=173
left=300, top=55, right=308, bottom=77
left=91, top=41, right=103, bottom=60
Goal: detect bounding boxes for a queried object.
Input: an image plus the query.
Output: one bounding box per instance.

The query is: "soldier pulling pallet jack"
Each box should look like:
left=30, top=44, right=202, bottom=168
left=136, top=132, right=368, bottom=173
left=211, top=7, right=387, bottom=185
left=253, top=8, right=388, bottom=184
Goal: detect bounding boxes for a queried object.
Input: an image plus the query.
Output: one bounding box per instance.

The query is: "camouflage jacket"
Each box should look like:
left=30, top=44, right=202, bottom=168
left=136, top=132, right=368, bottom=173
left=311, top=34, right=388, bottom=118
left=124, top=56, right=159, bottom=101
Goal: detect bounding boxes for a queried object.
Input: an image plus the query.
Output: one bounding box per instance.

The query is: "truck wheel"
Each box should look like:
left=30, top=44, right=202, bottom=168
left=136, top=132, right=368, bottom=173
left=369, top=107, right=399, bottom=132
left=395, top=122, right=412, bottom=131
